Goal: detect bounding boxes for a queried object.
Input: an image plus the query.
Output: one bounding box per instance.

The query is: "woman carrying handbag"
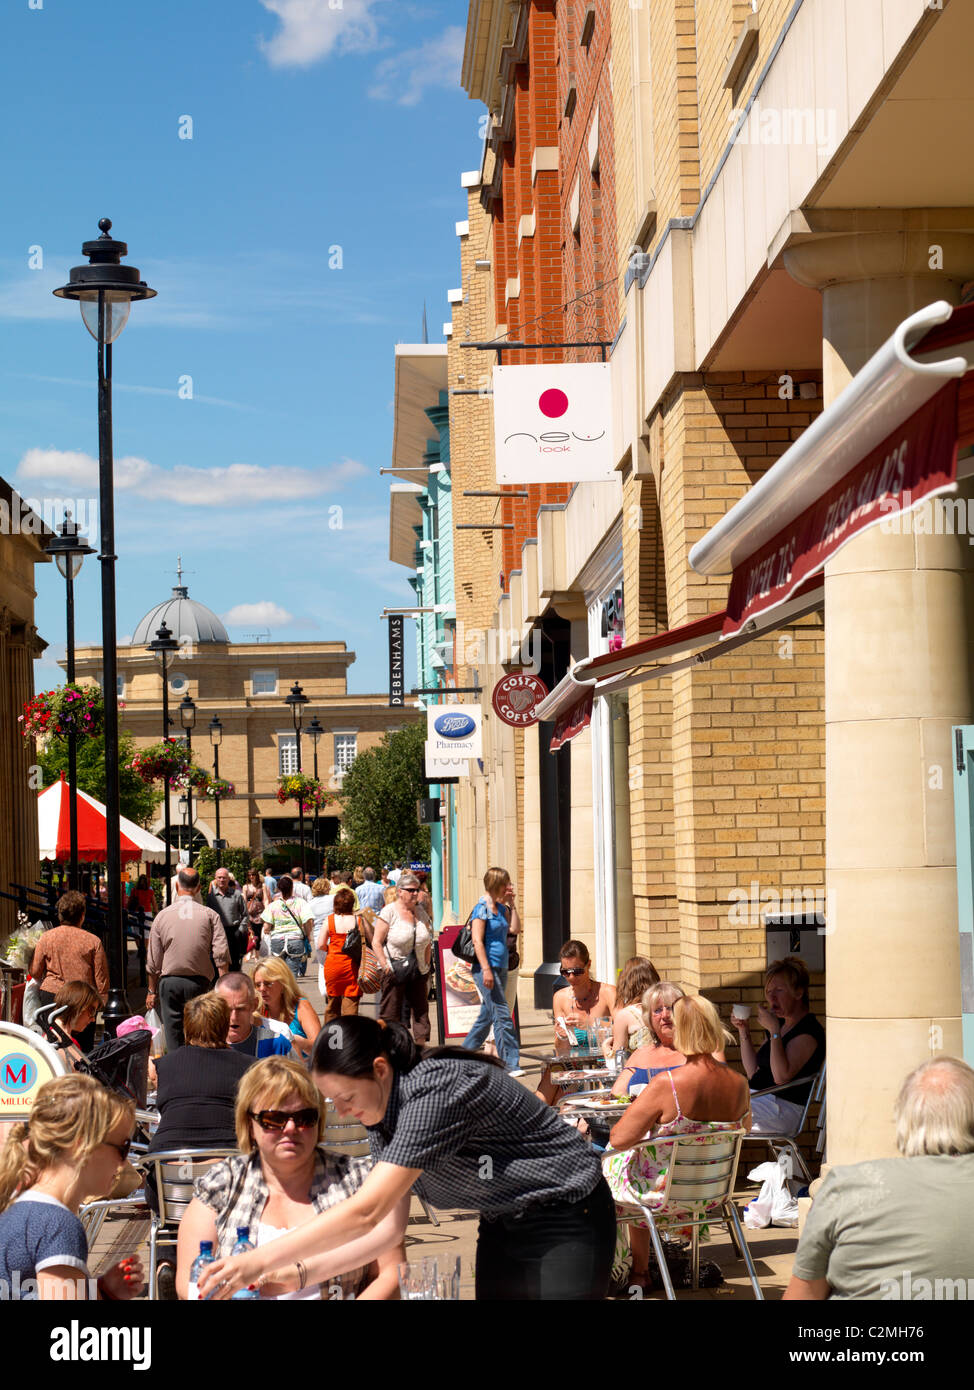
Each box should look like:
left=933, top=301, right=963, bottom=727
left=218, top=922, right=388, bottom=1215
left=318, top=887, right=366, bottom=1022
left=371, top=872, right=433, bottom=1045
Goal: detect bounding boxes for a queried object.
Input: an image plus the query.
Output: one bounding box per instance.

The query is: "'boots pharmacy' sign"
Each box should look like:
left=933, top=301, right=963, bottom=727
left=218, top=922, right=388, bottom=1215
left=426, top=704, right=483, bottom=760
left=493, top=363, right=614, bottom=483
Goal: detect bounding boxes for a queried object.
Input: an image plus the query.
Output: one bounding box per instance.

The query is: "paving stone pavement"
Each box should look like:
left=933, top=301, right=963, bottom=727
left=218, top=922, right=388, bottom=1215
left=91, top=946, right=799, bottom=1301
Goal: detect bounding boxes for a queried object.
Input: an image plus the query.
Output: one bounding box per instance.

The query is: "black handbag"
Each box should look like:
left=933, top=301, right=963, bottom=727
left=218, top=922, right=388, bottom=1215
left=453, top=910, right=478, bottom=963
left=341, top=915, right=364, bottom=960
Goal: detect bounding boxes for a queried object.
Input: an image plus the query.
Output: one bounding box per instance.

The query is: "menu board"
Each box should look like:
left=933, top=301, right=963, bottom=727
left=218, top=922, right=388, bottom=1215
left=433, top=925, right=520, bottom=1044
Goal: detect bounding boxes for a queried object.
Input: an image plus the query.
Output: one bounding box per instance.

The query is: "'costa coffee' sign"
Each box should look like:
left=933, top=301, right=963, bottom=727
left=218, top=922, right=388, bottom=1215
left=492, top=672, right=549, bottom=727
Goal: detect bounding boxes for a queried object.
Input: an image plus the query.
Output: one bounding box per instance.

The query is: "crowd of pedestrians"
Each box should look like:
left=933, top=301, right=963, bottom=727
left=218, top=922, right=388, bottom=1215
left=6, top=865, right=974, bottom=1305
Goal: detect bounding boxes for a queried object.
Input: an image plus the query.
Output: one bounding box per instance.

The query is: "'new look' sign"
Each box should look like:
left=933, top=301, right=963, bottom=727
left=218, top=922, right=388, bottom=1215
left=493, top=363, right=614, bottom=483
left=426, top=704, right=483, bottom=760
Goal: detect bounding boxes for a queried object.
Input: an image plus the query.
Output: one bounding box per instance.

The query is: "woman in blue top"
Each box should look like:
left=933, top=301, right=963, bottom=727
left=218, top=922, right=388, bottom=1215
left=0, top=1074, right=143, bottom=1300
left=461, top=867, right=522, bottom=1075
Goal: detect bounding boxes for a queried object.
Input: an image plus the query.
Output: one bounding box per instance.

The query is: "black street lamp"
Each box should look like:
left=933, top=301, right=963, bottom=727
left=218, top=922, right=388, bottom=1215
left=307, top=715, right=324, bottom=871
left=284, top=681, right=309, bottom=877
left=147, top=620, right=178, bottom=904
left=209, top=715, right=224, bottom=868
left=46, top=512, right=95, bottom=891
left=179, top=694, right=197, bottom=865
left=54, top=219, right=156, bottom=1036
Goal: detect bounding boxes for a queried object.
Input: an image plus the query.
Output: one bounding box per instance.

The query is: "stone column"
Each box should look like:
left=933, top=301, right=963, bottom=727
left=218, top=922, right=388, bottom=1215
left=785, top=229, right=974, bottom=1163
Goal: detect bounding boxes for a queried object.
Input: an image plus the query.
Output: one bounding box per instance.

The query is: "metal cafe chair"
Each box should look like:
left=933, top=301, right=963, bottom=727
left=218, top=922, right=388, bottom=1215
left=145, top=1147, right=237, bottom=1300
left=608, top=1127, right=764, bottom=1300
left=322, top=1100, right=443, bottom=1228
left=745, top=1063, right=826, bottom=1184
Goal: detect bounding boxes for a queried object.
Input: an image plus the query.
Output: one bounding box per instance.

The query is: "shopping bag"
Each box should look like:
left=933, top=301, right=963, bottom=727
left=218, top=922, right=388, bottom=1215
left=743, top=1152, right=799, bottom=1228
left=22, top=977, right=42, bottom=1029
left=144, top=1007, right=167, bottom=1057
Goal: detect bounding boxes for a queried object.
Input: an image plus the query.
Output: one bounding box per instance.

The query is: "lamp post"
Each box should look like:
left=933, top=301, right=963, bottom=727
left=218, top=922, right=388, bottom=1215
left=54, top=219, right=156, bottom=1036
left=209, top=715, right=224, bottom=868
left=46, top=512, right=95, bottom=891
left=179, top=694, right=197, bottom=865
left=284, top=681, right=309, bottom=877
left=307, top=715, right=323, bottom=874
left=147, top=620, right=178, bottom=904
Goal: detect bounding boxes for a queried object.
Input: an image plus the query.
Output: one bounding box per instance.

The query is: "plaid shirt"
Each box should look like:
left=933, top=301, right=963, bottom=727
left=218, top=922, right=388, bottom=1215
left=367, top=1056, right=602, bottom=1217
left=194, top=1147, right=373, bottom=1298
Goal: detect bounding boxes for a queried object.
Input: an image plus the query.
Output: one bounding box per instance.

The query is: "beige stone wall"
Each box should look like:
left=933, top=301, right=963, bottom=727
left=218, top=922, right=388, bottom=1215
left=0, top=521, right=47, bottom=943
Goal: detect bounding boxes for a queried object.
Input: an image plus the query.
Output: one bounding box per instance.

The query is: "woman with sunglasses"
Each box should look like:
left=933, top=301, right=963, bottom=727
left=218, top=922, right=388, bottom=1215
left=372, top=871, right=433, bottom=1044
left=176, top=1056, right=405, bottom=1300
left=0, top=1074, right=142, bottom=1300
left=197, top=1018, right=616, bottom=1302
left=536, top=941, right=617, bottom=1105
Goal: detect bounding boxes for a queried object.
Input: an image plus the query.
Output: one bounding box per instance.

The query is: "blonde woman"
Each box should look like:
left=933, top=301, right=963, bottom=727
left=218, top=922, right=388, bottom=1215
left=254, top=956, right=321, bottom=1061
left=0, top=1074, right=142, bottom=1300
left=175, top=1057, right=406, bottom=1300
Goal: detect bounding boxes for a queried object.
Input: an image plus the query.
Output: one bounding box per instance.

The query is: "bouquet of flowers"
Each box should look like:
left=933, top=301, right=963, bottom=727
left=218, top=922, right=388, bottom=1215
left=20, top=684, right=108, bottom=741
left=2, top=916, right=47, bottom=969
left=277, top=773, right=331, bottom=813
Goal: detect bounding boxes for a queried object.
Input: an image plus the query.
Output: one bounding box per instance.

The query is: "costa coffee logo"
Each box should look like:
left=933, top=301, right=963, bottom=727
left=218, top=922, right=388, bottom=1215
left=503, top=387, right=606, bottom=453
left=492, top=672, right=549, bottom=727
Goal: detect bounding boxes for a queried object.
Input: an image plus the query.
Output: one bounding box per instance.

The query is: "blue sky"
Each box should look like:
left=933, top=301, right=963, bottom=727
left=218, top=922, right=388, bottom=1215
left=1, top=0, right=479, bottom=695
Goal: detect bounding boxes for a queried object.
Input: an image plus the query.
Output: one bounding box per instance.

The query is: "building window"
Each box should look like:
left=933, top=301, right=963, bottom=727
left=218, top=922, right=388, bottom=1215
left=334, top=734, right=357, bottom=775
left=117, top=674, right=125, bottom=699
left=169, top=670, right=189, bottom=695
left=252, top=669, right=278, bottom=695
left=279, top=733, right=299, bottom=776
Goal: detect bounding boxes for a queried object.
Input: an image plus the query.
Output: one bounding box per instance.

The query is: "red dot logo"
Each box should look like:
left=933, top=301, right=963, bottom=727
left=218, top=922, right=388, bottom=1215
left=538, top=388, right=569, bottom=418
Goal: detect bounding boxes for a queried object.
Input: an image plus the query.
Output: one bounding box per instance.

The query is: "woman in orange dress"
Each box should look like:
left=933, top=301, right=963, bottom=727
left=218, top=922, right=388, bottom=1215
left=318, top=887, right=364, bottom=1022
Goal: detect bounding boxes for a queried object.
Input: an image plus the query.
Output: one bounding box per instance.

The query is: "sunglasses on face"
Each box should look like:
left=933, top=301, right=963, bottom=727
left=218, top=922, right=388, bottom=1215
left=250, top=1108, right=319, bottom=1132
left=105, top=1138, right=132, bottom=1161
left=560, top=967, right=586, bottom=977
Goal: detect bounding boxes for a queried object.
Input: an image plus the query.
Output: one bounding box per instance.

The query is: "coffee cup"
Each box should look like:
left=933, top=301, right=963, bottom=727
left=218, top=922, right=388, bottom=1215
left=732, top=1003, right=751, bottom=1021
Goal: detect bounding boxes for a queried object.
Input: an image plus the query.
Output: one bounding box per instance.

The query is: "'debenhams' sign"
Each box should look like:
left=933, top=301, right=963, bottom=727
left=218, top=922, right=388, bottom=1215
left=724, top=382, right=960, bottom=637
left=493, top=363, right=615, bottom=483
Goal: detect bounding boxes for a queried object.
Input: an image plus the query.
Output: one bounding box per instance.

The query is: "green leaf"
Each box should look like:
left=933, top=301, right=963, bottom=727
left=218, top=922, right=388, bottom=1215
left=337, top=720, right=431, bottom=862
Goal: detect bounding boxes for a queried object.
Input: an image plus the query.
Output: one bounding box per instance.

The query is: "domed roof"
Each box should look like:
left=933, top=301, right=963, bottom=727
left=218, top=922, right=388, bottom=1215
left=131, top=563, right=230, bottom=647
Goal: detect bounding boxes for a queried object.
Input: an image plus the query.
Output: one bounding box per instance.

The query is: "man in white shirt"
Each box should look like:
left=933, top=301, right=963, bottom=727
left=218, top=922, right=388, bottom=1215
left=388, top=861, right=403, bottom=886
left=290, top=866, right=313, bottom=902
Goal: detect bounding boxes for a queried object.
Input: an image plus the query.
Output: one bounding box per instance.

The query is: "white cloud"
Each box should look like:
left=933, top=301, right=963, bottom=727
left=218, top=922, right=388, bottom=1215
left=258, top=0, right=385, bottom=68
left=223, top=601, right=296, bottom=628
left=17, top=448, right=368, bottom=505
left=367, top=26, right=464, bottom=106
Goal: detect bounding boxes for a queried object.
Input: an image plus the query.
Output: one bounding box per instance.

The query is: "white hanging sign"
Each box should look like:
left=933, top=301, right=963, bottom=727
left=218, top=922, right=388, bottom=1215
left=493, top=362, right=614, bottom=483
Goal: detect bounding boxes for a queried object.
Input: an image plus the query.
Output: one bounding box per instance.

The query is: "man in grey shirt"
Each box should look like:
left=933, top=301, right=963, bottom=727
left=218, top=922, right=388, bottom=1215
left=206, top=866, right=248, bottom=970
left=146, top=867, right=230, bottom=1052
left=785, top=1056, right=974, bottom=1300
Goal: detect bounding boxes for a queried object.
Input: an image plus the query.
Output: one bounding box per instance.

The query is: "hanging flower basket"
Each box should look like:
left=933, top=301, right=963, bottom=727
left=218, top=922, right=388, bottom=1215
left=129, top=739, right=195, bottom=786
left=20, top=684, right=108, bottom=741
left=277, top=773, right=331, bottom=813
left=202, top=776, right=235, bottom=800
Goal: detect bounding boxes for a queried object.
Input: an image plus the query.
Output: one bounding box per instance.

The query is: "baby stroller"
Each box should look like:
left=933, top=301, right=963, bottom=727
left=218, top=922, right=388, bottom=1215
left=35, top=1004, right=152, bottom=1109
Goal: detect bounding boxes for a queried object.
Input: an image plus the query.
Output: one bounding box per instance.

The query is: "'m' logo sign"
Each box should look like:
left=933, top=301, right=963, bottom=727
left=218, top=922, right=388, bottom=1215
left=0, top=1053, right=37, bottom=1095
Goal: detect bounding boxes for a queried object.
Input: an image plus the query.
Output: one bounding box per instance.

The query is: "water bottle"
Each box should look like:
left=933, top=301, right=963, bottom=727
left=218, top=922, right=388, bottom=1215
left=230, top=1227, right=260, bottom=1300
left=187, top=1240, right=215, bottom=1302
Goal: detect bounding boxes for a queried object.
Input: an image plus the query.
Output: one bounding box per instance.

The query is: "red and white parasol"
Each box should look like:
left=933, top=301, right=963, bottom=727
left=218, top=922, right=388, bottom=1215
left=37, top=774, right=168, bottom=864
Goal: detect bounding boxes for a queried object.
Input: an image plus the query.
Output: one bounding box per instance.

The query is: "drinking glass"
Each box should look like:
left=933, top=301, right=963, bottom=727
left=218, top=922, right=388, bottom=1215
left=398, top=1258, right=437, bottom=1300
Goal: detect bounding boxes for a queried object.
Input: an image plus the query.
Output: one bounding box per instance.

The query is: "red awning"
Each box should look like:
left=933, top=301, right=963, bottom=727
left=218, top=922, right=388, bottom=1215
left=722, top=381, right=961, bottom=636
left=549, top=691, right=593, bottom=751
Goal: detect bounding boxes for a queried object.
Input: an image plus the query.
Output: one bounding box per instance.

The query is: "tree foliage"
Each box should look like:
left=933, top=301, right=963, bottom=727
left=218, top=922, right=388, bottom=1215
left=338, top=720, right=431, bottom=861
left=37, top=730, right=162, bottom=829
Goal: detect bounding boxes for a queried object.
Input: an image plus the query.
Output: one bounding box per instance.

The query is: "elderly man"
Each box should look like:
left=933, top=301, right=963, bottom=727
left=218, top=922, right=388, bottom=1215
left=357, top=867, right=386, bottom=914
left=146, top=867, right=230, bottom=1052
left=214, top=972, right=292, bottom=1059
left=785, top=1056, right=974, bottom=1300
left=206, top=867, right=248, bottom=971
left=289, top=866, right=313, bottom=902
